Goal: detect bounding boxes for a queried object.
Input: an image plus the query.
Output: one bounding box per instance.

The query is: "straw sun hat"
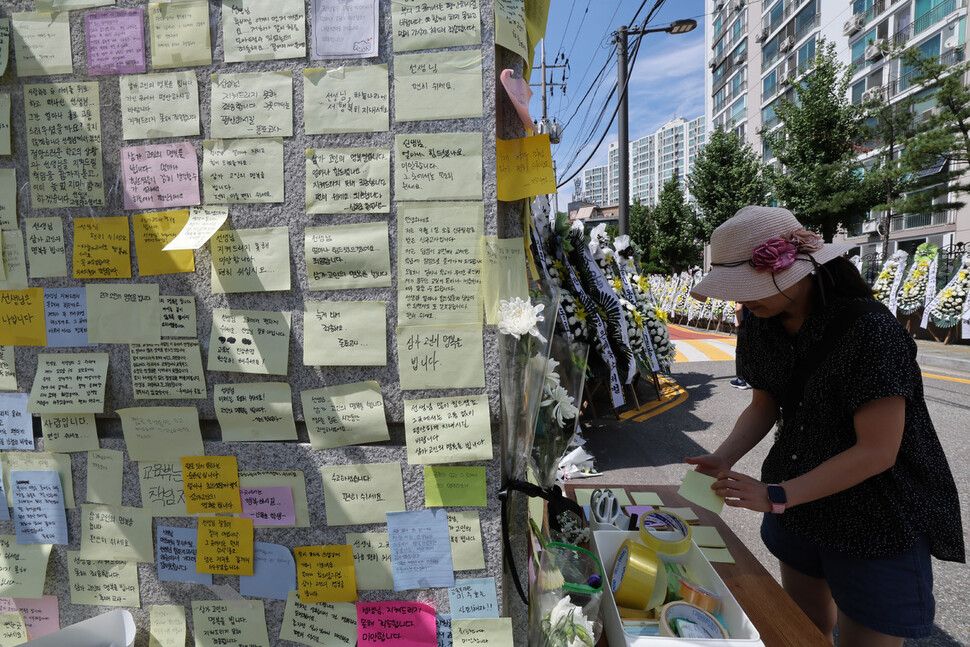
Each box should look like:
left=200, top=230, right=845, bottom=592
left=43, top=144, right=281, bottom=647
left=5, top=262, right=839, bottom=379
left=691, top=206, right=852, bottom=303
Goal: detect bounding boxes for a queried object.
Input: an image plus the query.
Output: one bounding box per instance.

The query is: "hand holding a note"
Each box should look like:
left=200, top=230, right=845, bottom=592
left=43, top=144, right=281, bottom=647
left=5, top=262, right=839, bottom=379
left=684, top=452, right=732, bottom=478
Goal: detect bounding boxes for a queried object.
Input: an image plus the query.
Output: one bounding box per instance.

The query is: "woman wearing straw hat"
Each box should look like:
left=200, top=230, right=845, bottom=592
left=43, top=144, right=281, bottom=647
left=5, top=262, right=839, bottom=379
left=686, top=206, right=963, bottom=646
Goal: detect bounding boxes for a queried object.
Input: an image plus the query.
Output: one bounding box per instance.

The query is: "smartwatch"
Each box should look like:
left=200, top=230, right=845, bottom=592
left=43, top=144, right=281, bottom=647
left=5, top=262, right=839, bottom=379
left=766, top=484, right=787, bottom=514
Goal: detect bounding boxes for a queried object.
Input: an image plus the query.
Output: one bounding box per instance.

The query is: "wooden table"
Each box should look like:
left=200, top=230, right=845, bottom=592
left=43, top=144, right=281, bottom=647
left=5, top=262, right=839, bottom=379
left=565, top=484, right=830, bottom=647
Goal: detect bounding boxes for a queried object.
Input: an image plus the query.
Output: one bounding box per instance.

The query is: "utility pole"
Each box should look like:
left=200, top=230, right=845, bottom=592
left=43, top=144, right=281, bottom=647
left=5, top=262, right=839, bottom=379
left=616, top=26, right=630, bottom=236
left=532, top=40, right=567, bottom=216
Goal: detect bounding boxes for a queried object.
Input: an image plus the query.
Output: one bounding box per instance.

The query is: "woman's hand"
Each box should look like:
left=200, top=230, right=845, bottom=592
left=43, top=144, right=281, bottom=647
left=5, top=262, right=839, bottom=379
left=712, top=471, right=772, bottom=512
left=684, top=454, right=732, bottom=478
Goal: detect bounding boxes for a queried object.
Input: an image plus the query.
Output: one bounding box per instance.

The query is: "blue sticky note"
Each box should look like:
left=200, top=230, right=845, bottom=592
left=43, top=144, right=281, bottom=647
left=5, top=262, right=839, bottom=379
left=448, top=577, right=499, bottom=619
left=0, top=393, right=33, bottom=451
left=156, top=526, right=212, bottom=585
left=437, top=613, right=452, bottom=647
left=240, top=542, right=296, bottom=600
left=11, top=470, right=68, bottom=545
left=44, top=288, right=95, bottom=348
left=387, top=509, right=455, bottom=591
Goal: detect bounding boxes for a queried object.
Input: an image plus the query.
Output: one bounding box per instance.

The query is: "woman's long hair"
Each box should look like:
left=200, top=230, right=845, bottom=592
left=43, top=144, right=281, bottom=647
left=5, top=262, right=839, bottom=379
left=813, top=256, right=874, bottom=306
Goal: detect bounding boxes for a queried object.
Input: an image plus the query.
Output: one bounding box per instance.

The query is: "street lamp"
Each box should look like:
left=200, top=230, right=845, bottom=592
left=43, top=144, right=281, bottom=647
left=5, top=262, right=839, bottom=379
left=616, top=19, right=698, bottom=236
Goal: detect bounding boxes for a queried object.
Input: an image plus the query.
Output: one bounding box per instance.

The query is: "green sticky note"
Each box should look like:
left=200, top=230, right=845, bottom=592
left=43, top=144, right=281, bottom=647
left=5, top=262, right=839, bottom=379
left=573, top=488, right=632, bottom=507
left=660, top=507, right=699, bottom=523
left=700, top=546, right=735, bottom=564
left=677, top=470, right=725, bottom=515
left=630, top=491, right=665, bottom=506
left=453, top=618, right=513, bottom=646
left=691, top=526, right=726, bottom=548
left=87, top=449, right=124, bottom=506
left=424, top=466, right=486, bottom=507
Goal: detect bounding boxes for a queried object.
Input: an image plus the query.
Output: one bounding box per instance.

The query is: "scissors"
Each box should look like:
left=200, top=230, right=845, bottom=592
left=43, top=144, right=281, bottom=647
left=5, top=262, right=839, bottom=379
left=590, top=488, right=621, bottom=526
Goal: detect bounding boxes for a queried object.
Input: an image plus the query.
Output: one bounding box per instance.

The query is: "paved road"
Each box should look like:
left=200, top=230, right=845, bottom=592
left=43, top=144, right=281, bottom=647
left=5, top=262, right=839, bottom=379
left=576, top=357, right=970, bottom=646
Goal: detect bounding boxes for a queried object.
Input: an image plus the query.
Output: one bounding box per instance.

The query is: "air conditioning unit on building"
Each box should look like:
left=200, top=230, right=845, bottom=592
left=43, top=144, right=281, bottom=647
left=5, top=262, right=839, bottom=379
left=843, top=15, right=863, bottom=36
left=709, top=57, right=717, bottom=68
left=730, top=0, right=744, bottom=11
left=756, top=27, right=768, bottom=43
left=944, top=35, right=959, bottom=49
left=865, top=39, right=886, bottom=60
left=862, top=86, right=884, bottom=103
left=714, top=0, right=725, bottom=10
left=734, top=51, right=747, bottom=66
left=861, top=220, right=878, bottom=234
left=780, top=35, right=795, bottom=52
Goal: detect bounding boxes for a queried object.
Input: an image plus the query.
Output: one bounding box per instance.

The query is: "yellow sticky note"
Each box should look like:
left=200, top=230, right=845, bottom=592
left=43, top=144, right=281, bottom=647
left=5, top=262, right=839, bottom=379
left=300, top=381, right=389, bottom=450
left=192, top=601, right=269, bottom=647
left=130, top=341, right=207, bottom=399
left=119, top=406, right=204, bottom=462
left=453, top=618, right=514, bottom=647
left=280, top=592, right=357, bottom=646
left=73, top=217, right=131, bottom=280
left=133, top=210, right=195, bottom=276
left=182, top=456, right=242, bottom=514
left=448, top=511, right=485, bottom=571
left=394, top=133, right=483, bottom=201
left=214, top=382, right=297, bottom=441
left=0, top=611, right=28, bottom=645
left=68, top=550, right=140, bottom=607
left=207, top=308, right=291, bottom=375
left=397, top=325, right=486, bottom=390
left=678, top=470, right=725, bottom=515
left=305, top=222, right=392, bottom=290
left=321, top=463, right=405, bottom=526
left=0, top=346, right=15, bottom=391
left=87, top=449, right=124, bottom=506
left=138, top=461, right=192, bottom=518
left=630, top=491, right=665, bottom=506
left=25, top=217, right=67, bottom=279
left=239, top=471, right=310, bottom=528
left=496, top=134, right=556, bottom=201
left=304, top=302, right=387, bottom=366
left=120, top=72, right=200, bottom=140
left=0, top=169, right=15, bottom=228
left=294, top=545, right=357, bottom=603
left=303, top=65, right=389, bottom=134
left=160, top=295, right=198, bottom=338
left=27, top=353, right=108, bottom=414
left=0, top=230, right=27, bottom=290
left=41, top=414, right=99, bottom=453
left=211, top=71, right=293, bottom=138
left=392, top=0, right=481, bottom=51
left=0, top=288, right=46, bottom=346
left=0, top=536, right=51, bottom=598
left=210, top=226, right=291, bottom=293
left=394, top=50, right=483, bottom=122
left=149, top=1, right=211, bottom=69
left=149, top=605, right=186, bottom=647
left=481, top=236, right=528, bottom=324
left=425, top=466, right=487, bottom=507
left=86, top=284, right=161, bottom=344
left=345, top=532, right=392, bottom=591
left=11, top=12, right=73, bottom=77
left=494, top=0, right=528, bottom=61
left=3, top=451, right=75, bottom=508
left=691, top=526, right=727, bottom=549
left=700, top=546, right=735, bottom=564
left=80, top=504, right=154, bottom=563
left=202, top=138, right=284, bottom=204
left=223, top=0, right=306, bottom=63
left=405, top=395, right=492, bottom=463
left=196, top=516, right=253, bottom=575
left=305, top=148, right=390, bottom=214
left=660, top=507, right=700, bottom=523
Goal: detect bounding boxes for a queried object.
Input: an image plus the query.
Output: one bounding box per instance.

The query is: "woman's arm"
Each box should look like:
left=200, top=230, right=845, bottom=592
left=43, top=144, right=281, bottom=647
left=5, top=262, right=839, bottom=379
left=686, top=388, right=778, bottom=476
left=712, top=395, right=906, bottom=511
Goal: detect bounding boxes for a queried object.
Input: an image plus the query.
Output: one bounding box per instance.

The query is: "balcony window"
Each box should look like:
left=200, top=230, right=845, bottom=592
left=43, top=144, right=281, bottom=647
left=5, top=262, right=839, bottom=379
left=766, top=0, right=783, bottom=32
left=762, top=37, right=778, bottom=65
left=852, top=78, right=867, bottom=104
left=796, top=37, right=816, bottom=72
left=914, top=0, right=958, bottom=35
left=852, top=0, right=874, bottom=14
left=795, top=2, right=818, bottom=33
left=763, top=70, right=777, bottom=99
left=851, top=28, right=877, bottom=66
left=900, top=34, right=941, bottom=91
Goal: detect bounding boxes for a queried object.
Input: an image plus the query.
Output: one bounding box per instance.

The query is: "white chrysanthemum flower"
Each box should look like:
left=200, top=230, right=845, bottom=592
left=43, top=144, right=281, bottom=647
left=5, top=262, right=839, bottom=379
left=570, top=220, right=585, bottom=234
left=542, top=385, right=579, bottom=427
left=497, top=297, right=546, bottom=342
left=531, top=355, right=562, bottom=391
left=547, top=597, right=595, bottom=647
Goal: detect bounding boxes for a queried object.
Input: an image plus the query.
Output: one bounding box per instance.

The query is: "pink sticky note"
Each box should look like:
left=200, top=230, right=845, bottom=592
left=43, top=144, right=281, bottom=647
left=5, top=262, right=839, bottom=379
left=240, top=486, right=296, bottom=527
left=0, top=596, right=60, bottom=638
left=500, top=69, right=535, bottom=134
left=85, top=9, right=147, bottom=76
left=357, top=602, right=437, bottom=647
left=121, top=142, right=201, bottom=211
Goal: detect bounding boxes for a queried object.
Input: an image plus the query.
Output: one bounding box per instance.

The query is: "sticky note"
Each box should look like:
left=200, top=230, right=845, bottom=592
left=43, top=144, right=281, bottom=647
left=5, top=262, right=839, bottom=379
left=356, top=602, right=437, bottom=647
left=0, top=19, right=9, bottom=78
left=138, top=461, right=191, bottom=517
left=86, top=449, right=123, bottom=506
left=691, top=526, right=727, bottom=548
left=163, top=205, right=228, bottom=251
left=240, top=486, right=295, bottom=527
left=1, top=596, right=58, bottom=639
left=424, top=466, right=487, bottom=507
left=27, top=353, right=108, bottom=414
left=25, top=217, right=67, bottom=279
left=43, top=288, right=94, bottom=348
left=202, top=138, right=284, bottom=204
left=223, top=0, right=306, bottom=62
left=182, top=456, right=242, bottom=514
left=295, top=545, right=357, bottom=603
left=448, top=511, right=485, bottom=571
left=160, top=295, right=198, bottom=337
left=310, top=0, right=378, bottom=59
left=303, top=65, right=389, bottom=134
left=85, top=8, right=146, bottom=76
left=301, top=381, right=389, bottom=450
left=191, top=601, right=269, bottom=647
left=394, top=133, right=483, bottom=201
left=119, top=406, right=203, bottom=462
left=404, top=395, right=491, bottom=464
left=397, top=325, right=486, bottom=390
left=394, top=51, right=483, bottom=122
left=3, top=452, right=74, bottom=508
left=0, top=536, right=51, bottom=598
left=280, top=592, right=356, bottom=647
left=494, top=0, right=527, bottom=60
left=0, top=170, right=15, bottom=227
left=73, top=217, right=130, bottom=280
left=211, top=72, right=293, bottom=138
left=630, top=491, right=665, bottom=506
left=210, top=226, right=291, bottom=294
left=452, top=618, right=513, bottom=646
left=305, top=148, right=390, bottom=214
left=80, top=504, right=154, bottom=562
left=240, top=542, right=296, bottom=600
left=660, top=507, right=700, bottom=523
left=0, top=611, right=27, bottom=644
left=392, top=0, right=480, bottom=51
left=481, top=237, right=529, bottom=324
left=240, top=471, right=310, bottom=527
left=207, top=308, right=291, bottom=375
left=678, top=470, right=725, bottom=515
left=0, top=347, right=14, bottom=391
left=11, top=469, right=68, bottom=544
left=156, top=526, right=211, bottom=585
left=120, top=72, right=200, bottom=140
left=305, top=222, right=392, bottom=290
left=38, top=418, right=94, bottom=453
left=196, top=516, right=254, bottom=575
left=387, top=509, right=455, bottom=590
left=149, top=1, right=211, bottom=69
left=449, top=578, right=498, bottom=619
left=304, top=302, right=387, bottom=366
left=130, top=341, right=207, bottom=399
left=321, top=463, right=405, bottom=526
left=68, top=550, right=140, bottom=607
left=132, top=210, right=196, bottom=275
left=11, top=12, right=73, bottom=77
left=700, top=546, right=735, bottom=564
left=148, top=605, right=186, bottom=647
left=345, top=532, right=392, bottom=591
left=86, top=284, right=161, bottom=344
left=496, top=134, right=557, bottom=201
left=0, top=231, right=27, bottom=290
left=574, top=488, right=632, bottom=507
left=438, top=614, right=452, bottom=647
left=0, top=288, right=46, bottom=346
left=215, top=383, right=297, bottom=442
left=0, top=393, right=31, bottom=450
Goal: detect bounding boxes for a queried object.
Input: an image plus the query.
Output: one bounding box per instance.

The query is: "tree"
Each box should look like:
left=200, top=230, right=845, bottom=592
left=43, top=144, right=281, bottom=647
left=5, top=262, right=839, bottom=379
left=688, top=127, right=769, bottom=241
left=652, top=178, right=701, bottom=272
left=628, top=199, right=666, bottom=273
left=764, top=39, right=874, bottom=241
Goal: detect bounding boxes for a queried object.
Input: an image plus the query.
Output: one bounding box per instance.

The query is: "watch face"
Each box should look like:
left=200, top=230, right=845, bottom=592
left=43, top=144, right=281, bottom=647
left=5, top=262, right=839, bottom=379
left=767, top=485, right=787, bottom=504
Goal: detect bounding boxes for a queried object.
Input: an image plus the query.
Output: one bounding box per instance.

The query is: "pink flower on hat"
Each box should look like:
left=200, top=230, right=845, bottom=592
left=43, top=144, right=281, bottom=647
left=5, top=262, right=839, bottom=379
left=751, top=238, right=798, bottom=272
left=787, top=228, right=824, bottom=253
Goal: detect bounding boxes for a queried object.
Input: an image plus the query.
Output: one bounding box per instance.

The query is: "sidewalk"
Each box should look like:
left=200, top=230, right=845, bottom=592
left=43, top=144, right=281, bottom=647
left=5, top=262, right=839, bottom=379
left=916, top=338, right=970, bottom=374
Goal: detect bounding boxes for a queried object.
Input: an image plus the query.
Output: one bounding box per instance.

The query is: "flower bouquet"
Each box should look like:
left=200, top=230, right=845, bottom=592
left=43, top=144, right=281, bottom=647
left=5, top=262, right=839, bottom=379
left=926, top=257, right=970, bottom=328
left=529, top=543, right=604, bottom=647
left=897, top=243, right=939, bottom=315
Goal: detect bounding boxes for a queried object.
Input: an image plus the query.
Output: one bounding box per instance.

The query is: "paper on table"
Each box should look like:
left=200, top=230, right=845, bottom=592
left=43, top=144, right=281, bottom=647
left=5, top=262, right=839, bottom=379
left=0, top=393, right=31, bottom=450
left=304, top=301, right=386, bottom=366
left=0, top=596, right=59, bottom=639
left=69, top=551, right=140, bottom=607
left=0, top=611, right=28, bottom=645
left=240, top=542, right=296, bottom=600
left=202, top=138, right=284, bottom=204
left=305, top=222, right=391, bottom=290
left=425, top=466, right=486, bottom=507
left=303, top=65, right=388, bottom=134
left=280, top=592, right=356, bottom=647
left=496, top=134, right=557, bottom=201
left=448, top=511, right=485, bottom=571
left=138, top=461, right=191, bottom=518
left=148, top=605, right=185, bottom=647
left=210, top=226, right=291, bottom=293
left=310, top=0, right=378, bottom=59
left=404, top=395, right=491, bottom=464
left=130, top=341, right=206, bottom=400
left=211, top=72, right=293, bottom=138
left=0, top=230, right=26, bottom=290
left=480, top=237, right=529, bottom=324
left=148, top=2, right=211, bottom=69
left=295, top=545, right=356, bottom=603
left=0, top=347, right=15, bottom=391
left=630, top=491, right=665, bottom=506
left=397, top=325, right=486, bottom=390
left=0, top=169, right=14, bottom=225
left=43, top=288, right=93, bottom=348
left=215, top=383, right=297, bottom=442
left=223, top=0, right=306, bottom=62
left=85, top=8, right=146, bottom=76
left=120, top=72, right=199, bottom=140
left=86, top=449, right=123, bottom=506
left=240, top=486, right=295, bottom=526
left=132, top=210, right=195, bottom=275
left=163, top=205, right=228, bottom=250
left=394, top=51, right=483, bottom=122
left=11, top=470, right=67, bottom=544
left=691, top=526, right=727, bottom=548
left=356, top=602, right=437, bottom=647
left=345, top=532, right=392, bottom=591
left=73, top=217, right=130, bottom=280
left=699, top=546, right=735, bottom=564
left=391, top=0, right=480, bottom=51
left=41, top=414, right=98, bottom=453
left=0, top=288, right=46, bottom=346
left=11, top=12, right=73, bottom=77
left=494, top=0, right=528, bottom=61
left=182, top=456, right=241, bottom=514
left=191, top=600, right=269, bottom=647
left=321, top=463, right=405, bottom=526
left=119, top=406, right=203, bottom=462
left=207, top=308, right=291, bottom=375
left=573, top=488, right=632, bottom=507
left=0, top=536, right=51, bottom=598
left=305, top=148, right=390, bottom=214
left=240, top=471, right=310, bottom=527
left=452, top=618, right=514, bottom=646
left=394, top=133, right=483, bottom=201
left=80, top=504, right=153, bottom=563
left=196, top=517, right=253, bottom=575
left=156, top=526, right=211, bottom=585
left=160, top=296, right=197, bottom=338
left=3, top=452, right=74, bottom=508
left=678, top=470, right=726, bottom=515
left=449, top=578, right=498, bottom=619
left=86, top=284, right=161, bottom=344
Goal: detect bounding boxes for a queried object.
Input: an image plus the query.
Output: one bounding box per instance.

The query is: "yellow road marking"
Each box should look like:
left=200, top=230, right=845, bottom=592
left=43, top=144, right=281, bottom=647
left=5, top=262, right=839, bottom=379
left=685, top=340, right=734, bottom=362
left=921, top=372, right=970, bottom=385
left=616, top=377, right=689, bottom=422
left=633, top=387, right=688, bottom=421
left=673, top=349, right=689, bottom=363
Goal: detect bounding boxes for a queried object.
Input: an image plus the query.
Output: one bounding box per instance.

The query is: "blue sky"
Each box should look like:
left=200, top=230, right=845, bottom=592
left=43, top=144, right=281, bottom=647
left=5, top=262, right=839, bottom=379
left=528, top=0, right=708, bottom=208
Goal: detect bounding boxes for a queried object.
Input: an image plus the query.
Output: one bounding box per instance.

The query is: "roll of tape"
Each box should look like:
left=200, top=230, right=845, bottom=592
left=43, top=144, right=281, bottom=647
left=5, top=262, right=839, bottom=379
left=659, top=601, right=728, bottom=639
left=638, top=511, right=692, bottom=556
left=610, top=539, right=662, bottom=610
left=677, top=579, right=720, bottom=614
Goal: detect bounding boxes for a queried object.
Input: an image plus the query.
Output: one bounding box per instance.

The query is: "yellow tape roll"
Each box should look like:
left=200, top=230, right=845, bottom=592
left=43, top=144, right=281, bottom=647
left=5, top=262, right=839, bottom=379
left=659, top=601, right=729, bottom=639
left=638, top=511, right=692, bottom=556
left=610, top=539, right=664, bottom=610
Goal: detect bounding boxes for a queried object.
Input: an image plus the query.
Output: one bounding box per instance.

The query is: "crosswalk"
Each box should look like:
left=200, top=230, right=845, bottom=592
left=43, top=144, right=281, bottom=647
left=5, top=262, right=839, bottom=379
left=671, top=337, right=737, bottom=363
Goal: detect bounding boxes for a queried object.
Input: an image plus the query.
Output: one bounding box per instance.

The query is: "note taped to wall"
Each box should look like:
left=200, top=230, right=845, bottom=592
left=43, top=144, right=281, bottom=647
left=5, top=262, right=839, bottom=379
left=240, top=541, right=296, bottom=600
left=129, top=340, right=207, bottom=399
left=481, top=236, right=529, bottom=324
left=305, top=148, right=390, bottom=214
left=386, top=509, right=455, bottom=590
left=397, top=324, right=486, bottom=390
left=148, top=1, right=212, bottom=69
left=0, top=288, right=46, bottom=346
left=295, top=545, right=357, bottom=603
left=41, top=413, right=98, bottom=453
left=0, top=347, right=14, bottom=390
left=196, top=516, right=253, bottom=575
left=192, top=600, right=269, bottom=647
left=321, top=463, right=405, bottom=526
left=453, top=618, right=514, bottom=646
left=240, top=471, right=310, bottom=528
left=404, top=395, right=492, bottom=464
left=0, top=536, right=52, bottom=598
left=0, top=169, right=15, bottom=226
left=85, top=283, right=161, bottom=344
left=119, top=406, right=204, bottom=462
left=305, top=222, right=391, bottom=290
left=207, top=308, right=292, bottom=375
left=0, top=230, right=27, bottom=290
left=27, top=352, right=108, bottom=413
left=310, top=0, right=378, bottom=59
left=160, top=295, right=198, bottom=337
left=87, top=449, right=124, bottom=506
left=25, top=217, right=67, bottom=279
left=394, top=133, right=483, bottom=201
left=85, top=8, right=146, bottom=76
left=148, top=605, right=186, bottom=647
left=223, top=0, right=306, bottom=62
left=394, top=51, right=484, bottom=122
left=163, top=205, right=228, bottom=251
left=139, top=462, right=191, bottom=518
left=211, top=71, right=293, bottom=138
left=182, top=456, right=242, bottom=514
left=11, top=12, right=72, bottom=77
left=80, top=504, right=154, bottom=563
left=494, top=0, right=528, bottom=61
left=120, top=72, right=200, bottom=140
left=303, top=65, right=389, bottom=134
left=203, top=138, right=284, bottom=204
left=301, top=381, right=389, bottom=450
left=210, top=226, right=291, bottom=293
left=345, top=532, right=392, bottom=591
left=391, top=0, right=481, bottom=51
left=280, top=592, right=356, bottom=647
left=425, top=466, right=487, bottom=507
left=214, top=382, right=297, bottom=442
left=496, top=134, right=556, bottom=201
left=304, top=301, right=387, bottom=366
left=121, top=143, right=200, bottom=211
left=448, top=511, right=486, bottom=571
left=73, top=217, right=130, bottom=280
left=156, top=526, right=210, bottom=584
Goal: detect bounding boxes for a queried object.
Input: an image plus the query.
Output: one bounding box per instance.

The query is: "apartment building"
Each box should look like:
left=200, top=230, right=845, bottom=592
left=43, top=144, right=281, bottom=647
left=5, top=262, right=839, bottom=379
left=581, top=164, right=610, bottom=207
